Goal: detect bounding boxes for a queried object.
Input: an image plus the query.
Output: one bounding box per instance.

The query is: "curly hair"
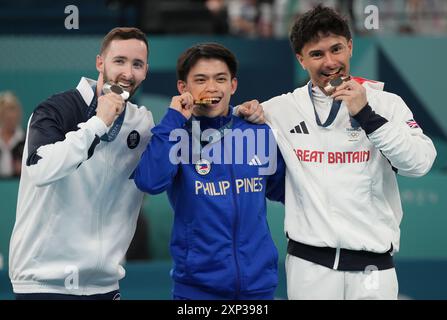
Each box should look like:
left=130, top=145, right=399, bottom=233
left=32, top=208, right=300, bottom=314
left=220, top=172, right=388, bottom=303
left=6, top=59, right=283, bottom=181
left=289, top=4, right=351, bottom=54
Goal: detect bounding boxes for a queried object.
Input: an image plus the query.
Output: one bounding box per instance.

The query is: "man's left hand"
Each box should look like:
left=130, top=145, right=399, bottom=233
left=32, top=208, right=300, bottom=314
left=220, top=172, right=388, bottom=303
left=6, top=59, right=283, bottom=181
left=331, top=79, right=368, bottom=116
left=236, top=99, right=265, bottom=124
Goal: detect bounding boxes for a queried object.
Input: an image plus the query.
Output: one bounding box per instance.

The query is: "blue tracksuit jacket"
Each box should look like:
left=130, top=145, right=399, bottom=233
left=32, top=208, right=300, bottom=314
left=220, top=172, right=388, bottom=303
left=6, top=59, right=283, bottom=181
left=134, top=107, right=285, bottom=299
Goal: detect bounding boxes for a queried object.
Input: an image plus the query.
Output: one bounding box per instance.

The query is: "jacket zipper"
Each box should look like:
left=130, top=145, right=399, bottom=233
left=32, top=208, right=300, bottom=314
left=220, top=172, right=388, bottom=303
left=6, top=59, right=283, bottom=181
left=229, top=162, right=241, bottom=298
left=81, top=141, right=107, bottom=290
left=95, top=143, right=109, bottom=273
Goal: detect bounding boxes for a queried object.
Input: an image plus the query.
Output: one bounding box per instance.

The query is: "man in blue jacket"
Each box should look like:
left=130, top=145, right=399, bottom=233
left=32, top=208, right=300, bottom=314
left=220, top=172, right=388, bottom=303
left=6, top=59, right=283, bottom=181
left=134, top=43, right=285, bottom=300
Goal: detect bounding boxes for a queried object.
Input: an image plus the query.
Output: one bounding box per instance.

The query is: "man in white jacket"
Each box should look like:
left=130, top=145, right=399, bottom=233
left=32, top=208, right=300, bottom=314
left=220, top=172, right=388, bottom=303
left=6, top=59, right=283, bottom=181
left=243, top=5, right=437, bottom=299
left=8, top=27, right=155, bottom=300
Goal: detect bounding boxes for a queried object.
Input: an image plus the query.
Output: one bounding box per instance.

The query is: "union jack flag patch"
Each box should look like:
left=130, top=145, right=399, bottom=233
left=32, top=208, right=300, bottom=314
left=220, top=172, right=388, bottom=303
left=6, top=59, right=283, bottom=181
left=406, top=119, right=420, bottom=129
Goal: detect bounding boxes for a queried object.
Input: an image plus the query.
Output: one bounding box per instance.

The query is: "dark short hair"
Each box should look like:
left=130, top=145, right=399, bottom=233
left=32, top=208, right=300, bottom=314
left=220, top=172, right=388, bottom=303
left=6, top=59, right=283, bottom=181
left=176, top=43, right=238, bottom=81
left=289, top=4, right=351, bottom=54
left=100, top=27, right=149, bottom=56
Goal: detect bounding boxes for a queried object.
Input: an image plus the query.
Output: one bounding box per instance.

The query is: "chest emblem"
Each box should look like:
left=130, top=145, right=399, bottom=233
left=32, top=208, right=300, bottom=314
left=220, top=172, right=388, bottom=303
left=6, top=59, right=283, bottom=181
left=195, top=159, right=211, bottom=175
left=346, top=117, right=362, bottom=142
left=346, top=127, right=362, bottom=141
left=290, top=121, right=309, bottom=134
left=127, top=130, right=140, bottom=149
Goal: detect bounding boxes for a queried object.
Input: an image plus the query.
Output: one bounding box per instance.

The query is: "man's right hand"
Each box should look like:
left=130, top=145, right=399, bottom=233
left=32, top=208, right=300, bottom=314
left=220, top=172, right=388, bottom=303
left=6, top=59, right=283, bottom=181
left=96, top=93, right=125, bottom=127
left=170, top=92, right=194, bottom=120
left=237, top=99, right=265, bottom=124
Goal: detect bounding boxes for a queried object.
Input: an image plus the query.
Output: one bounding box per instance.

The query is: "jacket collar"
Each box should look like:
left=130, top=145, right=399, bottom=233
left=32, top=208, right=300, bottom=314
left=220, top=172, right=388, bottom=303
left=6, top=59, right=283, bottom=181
left=76, top=77, right=97, bottom=106
left=193, top=106, right=233, bottom=131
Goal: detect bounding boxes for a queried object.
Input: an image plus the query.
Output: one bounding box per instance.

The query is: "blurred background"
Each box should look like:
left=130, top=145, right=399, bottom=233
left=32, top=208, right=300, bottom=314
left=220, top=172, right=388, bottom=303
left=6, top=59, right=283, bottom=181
left=0, top=0, right=446, bottom=300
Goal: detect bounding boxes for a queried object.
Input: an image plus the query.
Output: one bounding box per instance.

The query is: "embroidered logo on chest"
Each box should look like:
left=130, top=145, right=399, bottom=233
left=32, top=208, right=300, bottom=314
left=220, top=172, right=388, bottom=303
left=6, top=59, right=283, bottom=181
left=346, top=117, right=362, bottom=142
left=127, top=130, right=140, bottom=149
left=346, top=127, right=362, bottom=141
left=195, top=159, right=211, bottom=175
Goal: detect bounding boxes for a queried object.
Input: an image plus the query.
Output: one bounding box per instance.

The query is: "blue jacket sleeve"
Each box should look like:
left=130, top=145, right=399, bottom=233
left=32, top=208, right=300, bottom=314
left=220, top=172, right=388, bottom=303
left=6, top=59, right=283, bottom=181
left=265, top=146, right=286, bottom=203
left=134, top=108, right=188, bottom=194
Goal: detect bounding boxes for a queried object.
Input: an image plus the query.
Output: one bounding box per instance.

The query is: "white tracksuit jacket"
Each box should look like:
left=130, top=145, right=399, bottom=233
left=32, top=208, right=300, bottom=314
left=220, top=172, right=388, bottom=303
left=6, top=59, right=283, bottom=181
left=9, top=77, right=154, bottom=294
left=263, top=78, right=436, bottom=254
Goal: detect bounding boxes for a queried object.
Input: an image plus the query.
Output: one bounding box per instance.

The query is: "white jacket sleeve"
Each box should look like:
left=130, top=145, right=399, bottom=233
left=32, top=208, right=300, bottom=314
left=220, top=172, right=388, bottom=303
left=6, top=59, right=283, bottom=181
left=26, top=115, right=107, bottom=187
left=354, top=94, right=437, bottom=177
left=24, top=90, right=109, bottom=187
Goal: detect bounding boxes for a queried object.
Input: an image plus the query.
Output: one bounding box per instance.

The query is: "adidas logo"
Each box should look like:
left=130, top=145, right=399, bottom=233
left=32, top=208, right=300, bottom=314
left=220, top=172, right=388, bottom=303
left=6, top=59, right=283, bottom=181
left=248, top=155, right=263, bottom=166
left=290, top=121, right=309, bottom=134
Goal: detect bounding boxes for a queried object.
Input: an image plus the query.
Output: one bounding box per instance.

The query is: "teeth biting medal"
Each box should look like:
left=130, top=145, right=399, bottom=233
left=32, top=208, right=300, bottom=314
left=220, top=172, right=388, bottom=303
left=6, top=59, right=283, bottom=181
left=194, top=98, right=220, bottom=105
left=323, top=75, right=351, bottom=95
left=103, top=82, right=130, bottom=100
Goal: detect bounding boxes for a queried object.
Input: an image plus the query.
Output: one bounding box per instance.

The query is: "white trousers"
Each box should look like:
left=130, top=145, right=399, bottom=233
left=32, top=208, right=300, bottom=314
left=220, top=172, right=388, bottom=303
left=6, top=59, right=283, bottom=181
left=286, top=254, right=398, bottom=300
